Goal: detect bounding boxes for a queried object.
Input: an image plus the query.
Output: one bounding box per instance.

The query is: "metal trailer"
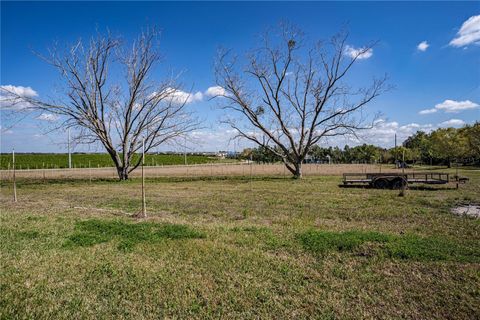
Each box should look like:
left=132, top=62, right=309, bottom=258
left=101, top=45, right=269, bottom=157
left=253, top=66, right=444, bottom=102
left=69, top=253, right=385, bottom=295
left=342, top=172, right=468, bottom=189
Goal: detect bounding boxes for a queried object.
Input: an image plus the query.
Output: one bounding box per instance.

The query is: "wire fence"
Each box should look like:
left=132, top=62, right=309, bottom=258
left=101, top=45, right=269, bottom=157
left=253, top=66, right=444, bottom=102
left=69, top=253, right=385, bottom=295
left=0, top=162, right=430, bottom=217
left=0, top=162, right=391, bottom=182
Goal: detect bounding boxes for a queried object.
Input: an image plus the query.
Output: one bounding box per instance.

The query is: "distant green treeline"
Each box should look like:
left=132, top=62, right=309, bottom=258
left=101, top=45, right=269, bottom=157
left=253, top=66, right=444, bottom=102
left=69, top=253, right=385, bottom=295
left=239, top=123, right=480, bottom=166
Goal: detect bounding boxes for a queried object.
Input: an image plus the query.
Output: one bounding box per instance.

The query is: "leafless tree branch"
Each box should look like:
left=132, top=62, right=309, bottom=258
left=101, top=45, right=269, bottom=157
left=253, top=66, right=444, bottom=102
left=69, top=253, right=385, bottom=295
left=214, top=24, right=389, bottom=178
left=2, top=28, right=200, bottom=180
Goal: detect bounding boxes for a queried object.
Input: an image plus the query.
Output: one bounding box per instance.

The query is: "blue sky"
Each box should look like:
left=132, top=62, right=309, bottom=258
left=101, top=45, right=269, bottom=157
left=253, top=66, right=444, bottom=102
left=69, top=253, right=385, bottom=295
left=1, top=1, right=479, bottom=152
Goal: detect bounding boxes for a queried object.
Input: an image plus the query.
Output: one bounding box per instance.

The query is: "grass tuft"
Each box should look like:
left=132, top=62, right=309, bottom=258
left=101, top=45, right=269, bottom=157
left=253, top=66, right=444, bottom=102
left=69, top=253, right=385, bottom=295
left=298, top=230, right=480, bottom=262
left=64, top=219, right=205, bottom=251
left=385, top=234, right=480, bottom=262
left=16, top=230, right=41, bottom=239
left=298, top=230, right=391, bottom=254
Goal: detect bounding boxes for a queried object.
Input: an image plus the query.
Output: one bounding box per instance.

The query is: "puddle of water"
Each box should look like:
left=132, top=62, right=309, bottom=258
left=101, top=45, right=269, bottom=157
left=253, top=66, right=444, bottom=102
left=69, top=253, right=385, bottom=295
left=451, top=205, right=480, bottom=218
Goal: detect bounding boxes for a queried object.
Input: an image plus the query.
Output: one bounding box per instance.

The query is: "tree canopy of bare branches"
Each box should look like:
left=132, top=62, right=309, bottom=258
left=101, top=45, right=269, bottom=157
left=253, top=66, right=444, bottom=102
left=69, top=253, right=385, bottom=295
left=215, top=25, right=389, bottom=178
left=1, top=29, right=199, bottom=180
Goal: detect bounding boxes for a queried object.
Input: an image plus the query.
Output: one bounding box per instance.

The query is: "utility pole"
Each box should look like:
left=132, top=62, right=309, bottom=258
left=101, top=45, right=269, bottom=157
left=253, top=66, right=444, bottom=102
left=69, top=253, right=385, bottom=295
left=68, top=128, right=72, bottom=169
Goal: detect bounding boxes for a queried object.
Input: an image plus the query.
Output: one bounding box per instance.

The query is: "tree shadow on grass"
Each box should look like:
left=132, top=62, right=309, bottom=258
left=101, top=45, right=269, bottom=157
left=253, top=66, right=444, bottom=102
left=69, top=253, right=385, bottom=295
left=64, top=219, right=205, bottom=251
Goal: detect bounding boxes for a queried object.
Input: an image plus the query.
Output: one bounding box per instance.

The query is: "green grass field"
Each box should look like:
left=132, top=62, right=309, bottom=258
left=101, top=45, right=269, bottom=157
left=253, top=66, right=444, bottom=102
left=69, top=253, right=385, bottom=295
left=1, top=168, right=479, bottom=318
left=0, top=153, right=223, bottom=170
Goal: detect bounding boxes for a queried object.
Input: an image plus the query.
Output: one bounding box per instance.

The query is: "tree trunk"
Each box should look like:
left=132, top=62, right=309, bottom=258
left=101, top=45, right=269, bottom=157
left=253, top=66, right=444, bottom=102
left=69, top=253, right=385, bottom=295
left=117, top=167, right=129, bottom=180
left=293, top=163, right=302, bottom=179
left=284, top=160, right=303, bottom=179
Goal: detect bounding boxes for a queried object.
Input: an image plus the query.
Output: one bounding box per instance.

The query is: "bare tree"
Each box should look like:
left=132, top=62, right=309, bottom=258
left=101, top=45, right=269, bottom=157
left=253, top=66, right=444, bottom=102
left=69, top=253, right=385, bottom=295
left=1, top=29, right=199, bottom=180
left=214, top=25, right=389, bottom=178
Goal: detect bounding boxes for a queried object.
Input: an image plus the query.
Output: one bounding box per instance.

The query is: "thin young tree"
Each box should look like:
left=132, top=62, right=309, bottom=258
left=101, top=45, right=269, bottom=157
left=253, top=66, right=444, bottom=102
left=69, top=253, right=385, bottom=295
left=1, top=28, right=199, bottom=180
left=214, top=24, right=388, bottom=178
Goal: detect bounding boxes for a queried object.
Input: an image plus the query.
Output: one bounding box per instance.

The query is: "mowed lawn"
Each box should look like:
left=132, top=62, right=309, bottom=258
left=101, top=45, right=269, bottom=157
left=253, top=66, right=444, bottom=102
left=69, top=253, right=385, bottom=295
left=0, top=168, right=479, bottom=319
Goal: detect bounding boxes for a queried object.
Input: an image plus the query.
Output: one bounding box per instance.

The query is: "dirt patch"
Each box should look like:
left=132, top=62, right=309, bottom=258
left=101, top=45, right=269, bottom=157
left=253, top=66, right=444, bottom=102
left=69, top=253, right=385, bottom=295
left=451, top=205, right=480, bottom=218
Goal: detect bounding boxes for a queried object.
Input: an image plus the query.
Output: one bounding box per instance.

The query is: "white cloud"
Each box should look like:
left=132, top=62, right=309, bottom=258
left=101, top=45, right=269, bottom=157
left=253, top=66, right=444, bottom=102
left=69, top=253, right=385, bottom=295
left=353, top=120, right=434, bottom=147
left=417, top=41, right=429, bottom=51
left=435, top=99, right=479, bottom=113
left=151, top=86, right=230, bottom=104
left=419, top=108, right=437, bottom=115
left=344, top=45, right=373, bottom=60
left=439, top=119, right=466, bottom=127
left=205, top=86, right=227, bottom=97
left=419, top=99, right=479, bottom=114
left=190, top=91, right=203, bottom=102
left=37, top=113, right=59, bottom=122
left=449, top=15, right=480, bottom=47
left=350, top=117, right=468, bottom=147
left=162, top=88, right=203, bottom=105
left=0, top=85, right=38, bottom=110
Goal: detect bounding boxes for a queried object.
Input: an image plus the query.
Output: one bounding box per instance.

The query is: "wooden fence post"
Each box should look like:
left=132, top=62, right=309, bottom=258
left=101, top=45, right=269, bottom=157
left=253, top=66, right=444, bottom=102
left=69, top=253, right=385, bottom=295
left=12, top=149, right=17, bottom=202
left=139, top=138, right=147, bottom=218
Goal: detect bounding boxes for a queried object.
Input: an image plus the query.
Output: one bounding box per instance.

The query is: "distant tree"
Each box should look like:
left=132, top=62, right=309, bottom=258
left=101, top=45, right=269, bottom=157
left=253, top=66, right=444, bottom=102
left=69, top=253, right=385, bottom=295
left=408, top=147, right=422, bottom=164
left=240, top=148, right=254, bottom=160
left=309, top=145, right=330, bottom=162
left=1, top=29, right=199, bottom=180
left=430, top=128, right=468, bottom=167
left=389, top=146, right=412, bottom=164
left=330, top=146, right=345, bottom=163
left=403, top=131, right=433, bottom=164
left=380, top=148, right=392, bottom=164
left=343, top=145, right=353, bottom=163
left=239, top=146, right=281, bottom=163
left=349, top=144, right=382, bottom=163
left=403, top=131, right=425, bottom=149
left=252, top=146, right=282, bottom=163
left=214, top=24, right=388, bottom=178
left=461, top=122, right=480, bottom=162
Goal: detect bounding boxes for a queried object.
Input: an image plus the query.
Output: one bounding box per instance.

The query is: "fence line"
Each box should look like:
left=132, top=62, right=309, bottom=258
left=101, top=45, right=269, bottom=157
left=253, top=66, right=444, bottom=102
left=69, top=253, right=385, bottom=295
left=0, top=163, right=400, bottom=182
